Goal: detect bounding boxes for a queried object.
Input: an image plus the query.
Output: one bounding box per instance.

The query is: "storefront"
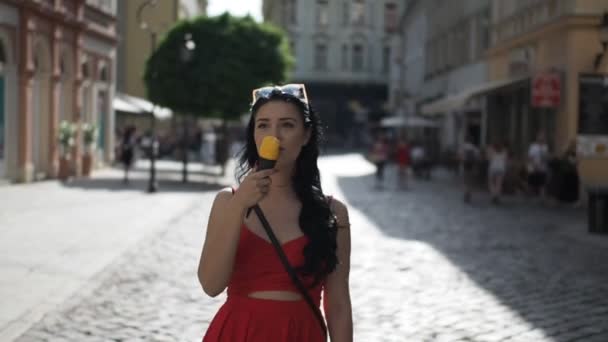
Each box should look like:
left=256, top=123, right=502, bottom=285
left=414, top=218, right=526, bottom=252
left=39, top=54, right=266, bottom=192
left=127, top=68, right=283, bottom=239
left=0, top=0, right=117, bottom=183
left=486, top=13, right=608, bottom=187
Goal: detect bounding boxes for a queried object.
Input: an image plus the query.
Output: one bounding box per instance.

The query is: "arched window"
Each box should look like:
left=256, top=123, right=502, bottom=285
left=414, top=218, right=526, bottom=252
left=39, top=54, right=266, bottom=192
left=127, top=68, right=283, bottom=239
left=59, top=57, right=66, bottom=76
left=81, top=59, right=90, bottom=79
left=352, top=43, right=364, bottom=72
left=99, top=64, right=108, bottom=82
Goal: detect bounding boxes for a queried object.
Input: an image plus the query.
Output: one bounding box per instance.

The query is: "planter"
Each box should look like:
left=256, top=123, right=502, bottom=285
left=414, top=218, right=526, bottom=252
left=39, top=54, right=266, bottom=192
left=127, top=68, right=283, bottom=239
left=58, top=156, right=71, bottom=181
left=82, top=153, right=93, bottom=177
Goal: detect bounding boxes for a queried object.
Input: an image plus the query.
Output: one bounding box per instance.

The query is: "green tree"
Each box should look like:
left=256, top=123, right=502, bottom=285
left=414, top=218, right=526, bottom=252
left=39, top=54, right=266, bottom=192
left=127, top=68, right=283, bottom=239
left=145, top=13, right=292, bottom=119
left=144, top=14, right=292, bottom=177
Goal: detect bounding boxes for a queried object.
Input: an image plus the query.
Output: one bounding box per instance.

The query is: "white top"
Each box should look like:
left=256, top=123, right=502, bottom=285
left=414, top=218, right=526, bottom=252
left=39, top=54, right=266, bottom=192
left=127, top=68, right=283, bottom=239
left=528, top=142, right=548, bottom=172
left=411, top=146, right=425, bottom=160
left=489, top=150, right=507, bottom=172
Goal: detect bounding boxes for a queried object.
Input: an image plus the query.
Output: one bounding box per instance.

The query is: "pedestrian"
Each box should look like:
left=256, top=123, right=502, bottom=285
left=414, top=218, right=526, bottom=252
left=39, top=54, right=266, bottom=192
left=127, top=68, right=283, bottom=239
left=395, top=136, right=411, bottom=189
left=461, top=136, right=480, bottom=203
left=369, top=133, right=389, bottom=189
left=198, top=84, right=353, bottom=342
left=558, top=140, right=581, bottom=206
left=487, top=141, right=508, bottom=204
left=120, top=125, right=136, bottom=184
left=527, top=131, right=550, bottom=202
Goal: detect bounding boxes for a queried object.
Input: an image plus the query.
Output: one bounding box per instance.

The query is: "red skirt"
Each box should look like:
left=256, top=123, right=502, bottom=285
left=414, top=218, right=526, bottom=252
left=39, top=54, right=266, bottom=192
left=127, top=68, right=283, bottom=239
left=203, top=296, right=325, bottom=341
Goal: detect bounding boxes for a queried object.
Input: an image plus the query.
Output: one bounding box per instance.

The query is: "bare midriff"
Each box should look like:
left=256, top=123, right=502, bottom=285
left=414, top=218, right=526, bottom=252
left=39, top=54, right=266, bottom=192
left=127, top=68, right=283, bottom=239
left=247, top=291, right=303, bottom=301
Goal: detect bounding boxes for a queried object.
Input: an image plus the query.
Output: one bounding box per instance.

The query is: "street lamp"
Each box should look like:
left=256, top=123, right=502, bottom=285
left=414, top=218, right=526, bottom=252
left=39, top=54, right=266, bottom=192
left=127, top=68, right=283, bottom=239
left=179, top=33, right=196, bottom=183
left=594, top=12, right=608, bottom=70
left=137, top=0, right=159, bottom=193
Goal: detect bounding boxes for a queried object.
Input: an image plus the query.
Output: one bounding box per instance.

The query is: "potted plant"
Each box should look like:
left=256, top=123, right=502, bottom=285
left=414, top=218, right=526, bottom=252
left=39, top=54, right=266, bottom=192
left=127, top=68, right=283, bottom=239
left=57, top=120, right=76, bottom=180
left=81, top=123, right=98, bottom=177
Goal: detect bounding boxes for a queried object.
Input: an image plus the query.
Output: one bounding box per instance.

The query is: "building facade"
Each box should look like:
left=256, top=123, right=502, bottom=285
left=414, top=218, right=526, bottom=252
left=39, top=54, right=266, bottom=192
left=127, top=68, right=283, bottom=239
left=115, top=0, right=206, bottom=135
left=0, top=0, right=118, bottom=183
left=263, top=0, right=403, bottom=145
left=486, top=0, right=608, bottom=185
left=393, top=0, right=491, bottom=152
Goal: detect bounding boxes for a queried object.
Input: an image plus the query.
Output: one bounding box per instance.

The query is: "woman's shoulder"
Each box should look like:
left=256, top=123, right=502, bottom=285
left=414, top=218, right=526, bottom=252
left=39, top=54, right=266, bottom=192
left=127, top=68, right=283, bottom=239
left=327, top=196, right=350, bottom=229
left=212, top=187, right=235, bottom=204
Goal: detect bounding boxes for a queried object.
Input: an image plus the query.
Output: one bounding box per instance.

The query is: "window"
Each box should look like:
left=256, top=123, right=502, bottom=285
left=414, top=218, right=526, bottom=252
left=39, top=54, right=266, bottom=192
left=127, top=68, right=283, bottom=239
left=285, top=0, right=297, bottom=25
left=316, top=0, right=329, bottom=27
left=99, top=64, right=109, bottom=82
left=59, top=57, right=66, bottom=77
left=343, top=1, right=349, bottom=25
left=341, top=44, right=348, bottom=70
left=81, top=59, right=90, bottom=79
left=352, top=0, right=365, bottom=25
left=384, top=3, right=397, bottom=33
left=477, top=10, right=490, bottom=55
left=289, top=41, right=296, bottom=57
left=352, top=44, right=364, bottom=71
left=382, top=46, right=390, bottom=73
left=314, top=43, right=327, bottom=70
left=0, top=40, right=5, bottom=71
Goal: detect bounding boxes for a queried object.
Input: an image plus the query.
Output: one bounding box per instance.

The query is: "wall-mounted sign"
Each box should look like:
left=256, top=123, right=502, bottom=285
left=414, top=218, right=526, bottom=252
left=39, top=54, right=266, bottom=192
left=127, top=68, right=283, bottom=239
left=532, top=71, right=561, bottom=108
left=578, top=135, right=608, bottom=158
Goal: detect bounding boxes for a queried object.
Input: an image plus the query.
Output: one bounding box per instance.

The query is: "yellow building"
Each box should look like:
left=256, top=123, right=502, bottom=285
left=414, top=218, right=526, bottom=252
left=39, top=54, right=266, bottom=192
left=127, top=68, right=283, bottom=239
left=486, top=0, right=608, bottom=186
left=117, top=0, right=206, bottom=99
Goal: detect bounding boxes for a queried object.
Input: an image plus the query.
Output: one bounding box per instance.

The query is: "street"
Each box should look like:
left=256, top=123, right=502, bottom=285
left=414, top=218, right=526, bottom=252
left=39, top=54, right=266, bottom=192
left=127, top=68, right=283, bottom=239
left=3, top=154, right=608, bottom=342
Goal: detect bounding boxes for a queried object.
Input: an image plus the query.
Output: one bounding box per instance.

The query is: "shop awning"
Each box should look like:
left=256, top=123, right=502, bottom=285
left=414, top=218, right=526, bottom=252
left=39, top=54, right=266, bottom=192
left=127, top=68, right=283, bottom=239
left=421, top=76, right=529, bottom=116
left=113, top=92, right=173, bottom=119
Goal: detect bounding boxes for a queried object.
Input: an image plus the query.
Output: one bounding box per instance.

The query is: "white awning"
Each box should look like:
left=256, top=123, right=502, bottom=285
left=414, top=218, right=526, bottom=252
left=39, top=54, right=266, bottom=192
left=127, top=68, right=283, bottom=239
left=381, top=115, right=438, bottom=128
left=113, top=92, right=173, bottom=119
left=421, top=76, right=529, bottom=116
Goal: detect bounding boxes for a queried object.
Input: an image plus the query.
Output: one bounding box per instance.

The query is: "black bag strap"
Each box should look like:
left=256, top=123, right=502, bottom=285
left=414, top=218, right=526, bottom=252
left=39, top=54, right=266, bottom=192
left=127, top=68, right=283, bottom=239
left=252, top=205, right=328, bottom=339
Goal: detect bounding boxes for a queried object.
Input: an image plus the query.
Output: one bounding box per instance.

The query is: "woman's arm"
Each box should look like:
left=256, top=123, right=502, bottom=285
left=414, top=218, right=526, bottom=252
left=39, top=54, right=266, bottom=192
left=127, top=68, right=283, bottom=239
left=197, top=169, right=275, bottom=297
left=324, top=198, right=353, bottom=342
left=197, top=189, right=247, bottom=297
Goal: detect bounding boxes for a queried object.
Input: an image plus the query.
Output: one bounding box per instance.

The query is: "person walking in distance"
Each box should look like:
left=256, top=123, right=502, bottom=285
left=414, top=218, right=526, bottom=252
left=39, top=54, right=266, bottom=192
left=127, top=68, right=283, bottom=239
left=487, top=141, right=508, bottom=204
left=395, top=136, right=411, bottom=189
left=461, top=136, right=480, bottom=203
left=370, top=134, right=389, bottom=189
left=527, top=131, right=550, bottom=202
left=120, top=125, right=137, bottom=184
left=198, top=84, right=353, bottom=341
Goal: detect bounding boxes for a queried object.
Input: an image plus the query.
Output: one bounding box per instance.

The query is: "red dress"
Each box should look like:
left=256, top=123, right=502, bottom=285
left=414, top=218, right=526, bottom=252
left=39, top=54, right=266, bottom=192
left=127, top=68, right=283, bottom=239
left=202, top=224, right=325, bottom=341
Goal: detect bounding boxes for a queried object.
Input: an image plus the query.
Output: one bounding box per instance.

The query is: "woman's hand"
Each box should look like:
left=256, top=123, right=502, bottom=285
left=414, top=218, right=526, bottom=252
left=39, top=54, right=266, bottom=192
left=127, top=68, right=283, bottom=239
left=232, top=168, right=276, bottom=209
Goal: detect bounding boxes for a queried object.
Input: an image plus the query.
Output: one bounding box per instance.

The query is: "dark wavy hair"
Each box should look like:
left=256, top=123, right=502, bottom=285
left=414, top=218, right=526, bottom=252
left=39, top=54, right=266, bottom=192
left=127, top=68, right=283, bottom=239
left=236, top=91, right=338, bottom=287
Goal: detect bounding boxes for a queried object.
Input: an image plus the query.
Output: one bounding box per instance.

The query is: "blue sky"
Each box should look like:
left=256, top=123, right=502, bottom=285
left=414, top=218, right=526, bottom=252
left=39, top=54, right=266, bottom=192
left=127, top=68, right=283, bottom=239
left=207, top=0, right=262, bottom=21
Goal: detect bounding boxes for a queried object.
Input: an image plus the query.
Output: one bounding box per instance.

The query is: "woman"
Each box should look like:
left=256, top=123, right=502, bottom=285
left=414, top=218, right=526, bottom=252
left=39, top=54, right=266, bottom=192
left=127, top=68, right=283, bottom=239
left=395, top=137, right=411, bottom=189
left=558, top=140, right=580, bottom=205
left=370, top=134, right=389, bottom=189
left=487, top=142, right=508, bottom=204
left=120, top=125, right=136, bottom=183
left=198, top=84, right=353, bottom=341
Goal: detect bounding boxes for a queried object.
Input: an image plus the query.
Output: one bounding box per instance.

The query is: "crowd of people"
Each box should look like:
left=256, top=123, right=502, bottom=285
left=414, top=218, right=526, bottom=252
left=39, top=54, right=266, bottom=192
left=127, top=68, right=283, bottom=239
left=368, top=131, right=582, bottom=208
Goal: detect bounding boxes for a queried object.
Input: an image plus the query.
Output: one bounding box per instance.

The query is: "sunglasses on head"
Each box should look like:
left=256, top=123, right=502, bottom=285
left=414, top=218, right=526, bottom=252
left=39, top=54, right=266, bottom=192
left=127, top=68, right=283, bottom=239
left=251, top=84, right=309, bottom=105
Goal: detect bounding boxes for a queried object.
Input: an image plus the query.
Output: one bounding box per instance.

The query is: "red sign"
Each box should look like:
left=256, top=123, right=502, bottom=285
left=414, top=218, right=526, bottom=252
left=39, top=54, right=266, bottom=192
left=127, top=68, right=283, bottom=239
left=532, top=72, right=561, bottom=108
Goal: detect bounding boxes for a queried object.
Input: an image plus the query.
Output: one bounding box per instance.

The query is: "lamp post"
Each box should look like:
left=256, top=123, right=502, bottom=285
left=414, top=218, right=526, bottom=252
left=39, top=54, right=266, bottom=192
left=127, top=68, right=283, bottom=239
left=179, top=33, right=196, bottom=183
left=594, top=12, right=608, bottom=70
left=137, top=0, right=159, bottom=193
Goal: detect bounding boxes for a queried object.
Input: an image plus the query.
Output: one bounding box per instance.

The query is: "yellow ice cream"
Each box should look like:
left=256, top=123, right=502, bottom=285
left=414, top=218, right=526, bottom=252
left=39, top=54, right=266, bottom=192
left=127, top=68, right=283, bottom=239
left=259, top=136, right=280, bottom=160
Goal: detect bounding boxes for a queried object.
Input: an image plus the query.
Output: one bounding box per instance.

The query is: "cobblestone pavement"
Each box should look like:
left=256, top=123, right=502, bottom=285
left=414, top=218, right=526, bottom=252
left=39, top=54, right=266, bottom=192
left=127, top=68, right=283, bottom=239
left=15, top=154, right=608, bottom=342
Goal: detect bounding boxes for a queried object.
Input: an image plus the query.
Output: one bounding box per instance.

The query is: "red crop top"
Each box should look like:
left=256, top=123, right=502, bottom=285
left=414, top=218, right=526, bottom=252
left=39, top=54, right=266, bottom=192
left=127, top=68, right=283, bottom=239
left=226, top=225, right=323, bottom=305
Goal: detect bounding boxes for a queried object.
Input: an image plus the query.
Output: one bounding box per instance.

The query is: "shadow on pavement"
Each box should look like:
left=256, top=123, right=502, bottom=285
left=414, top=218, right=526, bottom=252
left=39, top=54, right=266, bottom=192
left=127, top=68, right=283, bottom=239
left=61, top=177, right=226, bottom=193
left=60, top=161, right=232, bottom=193
left=335, top=164, right=608, bottom=341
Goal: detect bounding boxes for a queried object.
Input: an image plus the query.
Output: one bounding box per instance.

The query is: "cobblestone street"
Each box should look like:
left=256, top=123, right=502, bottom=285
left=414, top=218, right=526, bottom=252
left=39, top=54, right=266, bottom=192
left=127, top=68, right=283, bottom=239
left=11, top=154, right=608, bottom=342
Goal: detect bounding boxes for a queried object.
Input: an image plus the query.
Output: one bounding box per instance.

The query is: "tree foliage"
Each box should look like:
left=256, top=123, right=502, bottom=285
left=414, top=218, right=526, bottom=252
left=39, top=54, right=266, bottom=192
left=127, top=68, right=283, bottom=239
left=144, top=14, right=293, bottom=120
